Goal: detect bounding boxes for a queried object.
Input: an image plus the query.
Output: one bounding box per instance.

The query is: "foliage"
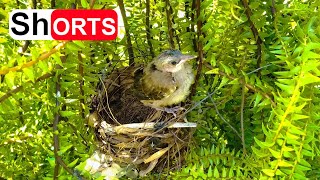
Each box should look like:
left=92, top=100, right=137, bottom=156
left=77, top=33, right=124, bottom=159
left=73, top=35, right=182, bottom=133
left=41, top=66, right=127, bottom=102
left=0, top=0, right=320, bottom=179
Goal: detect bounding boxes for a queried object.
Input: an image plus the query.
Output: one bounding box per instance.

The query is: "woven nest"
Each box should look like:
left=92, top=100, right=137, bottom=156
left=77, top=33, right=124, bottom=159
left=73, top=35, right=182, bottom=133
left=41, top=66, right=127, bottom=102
left=88, top=66, right=196, bottom=177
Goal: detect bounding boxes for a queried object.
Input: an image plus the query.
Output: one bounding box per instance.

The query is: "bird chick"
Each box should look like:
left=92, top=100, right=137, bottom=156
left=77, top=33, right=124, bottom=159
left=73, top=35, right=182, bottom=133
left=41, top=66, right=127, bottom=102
left=141, top=50, right=196, bottom=108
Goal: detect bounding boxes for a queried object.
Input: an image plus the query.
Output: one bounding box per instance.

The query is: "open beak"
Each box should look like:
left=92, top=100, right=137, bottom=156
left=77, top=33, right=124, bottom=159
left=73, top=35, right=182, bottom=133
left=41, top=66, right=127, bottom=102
left=179, top=54, right=197, bottom=64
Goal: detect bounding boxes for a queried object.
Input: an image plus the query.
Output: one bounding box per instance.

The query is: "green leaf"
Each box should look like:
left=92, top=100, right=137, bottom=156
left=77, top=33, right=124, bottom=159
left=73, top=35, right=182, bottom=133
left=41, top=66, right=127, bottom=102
left=219, top=62, right=231, bottom=75
left=291, top=114, right=309, bottom=121
left=60, top=111, right=76, bottom=117
left=5, top=71, right=15, bottom=88
left=81, top=0, right=89, bottom=8
left=300, top=73, right=320, bottom=86
left=59, top=144, right=73, bottom=154
left=213, top=166, right=219, bottom=178
left=254, top=137, right=275, bottom=148
left=268, top=148, right=281, bottom=159
left=68, top=158, right=79, bottom=168
left=23, top=67, right=35, bottom=82
left=251, top=146, right=268, bottom=158
left=207, top=165, right=212, bottom=177
left=254, top=93, right=263, bottom=107
left=217, top=76, right=229, bottom=90
left=73, top=41, right=86, bottom=49
left=205, top=68, right=219, bottom=75
left=278, top=160, right=293, bottom=167
left=301, top=149, right=313, bottom=157
left=262, top=169, right=275, bottom=176
left=275, top=82, right=294, bottom=95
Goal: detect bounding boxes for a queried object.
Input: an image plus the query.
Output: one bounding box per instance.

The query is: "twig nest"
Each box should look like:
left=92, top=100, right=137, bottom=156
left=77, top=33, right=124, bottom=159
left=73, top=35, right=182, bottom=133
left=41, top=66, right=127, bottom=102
left=87, top=66, right=197, bottom=178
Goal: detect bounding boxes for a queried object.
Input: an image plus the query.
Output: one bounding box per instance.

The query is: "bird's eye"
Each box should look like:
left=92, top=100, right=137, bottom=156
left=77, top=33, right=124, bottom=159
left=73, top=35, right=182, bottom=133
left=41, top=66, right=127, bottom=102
left=170, top=61, right=177, bottom=65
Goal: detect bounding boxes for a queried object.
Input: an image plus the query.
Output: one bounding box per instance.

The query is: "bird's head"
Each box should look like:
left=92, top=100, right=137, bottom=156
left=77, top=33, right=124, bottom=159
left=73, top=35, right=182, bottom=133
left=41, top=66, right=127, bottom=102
left=151, top=50, right=197, bottom=73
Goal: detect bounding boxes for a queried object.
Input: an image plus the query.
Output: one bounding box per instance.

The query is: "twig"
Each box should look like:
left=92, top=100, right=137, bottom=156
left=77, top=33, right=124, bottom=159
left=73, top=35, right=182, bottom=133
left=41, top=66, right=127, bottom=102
left=270, top=0, right=276, bottom=17
left=0, top=73, right=54, bottom=103
left=208, top=93, right=242, bottom=139
left=116, top=0, right=135, bottom=65
left=32, top=0, right=37, bottom=8
left=0, top=41, right=68, bottom=75
left=185, top=1, right=191, bottom=33
left=21, top=40, right=31, bottom=54
left=89, top=0, right=96, bottom=9
left=53, top=55, right=84, bottom=179
left=189, top=0, right=204, bottom=99
left=78, top=52, right=85, bottom=119
left=146, top=0, right=155, bottom=58
left=190, top=0, right=197, bottom=51
left=165, top=0, right=175, bottom=49
left=51, top=0, right=55, bottom=8
left=241, top=0, right=262, bottom=75
left=168, top=3, right=181, bottom=50
left=240, top=84, right=246, bottom=154
left=53, top=58, right=62, bottom=179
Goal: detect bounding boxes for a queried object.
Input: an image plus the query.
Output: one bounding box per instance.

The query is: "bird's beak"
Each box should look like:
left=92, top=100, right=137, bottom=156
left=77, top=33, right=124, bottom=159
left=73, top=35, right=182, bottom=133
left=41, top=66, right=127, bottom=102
left=179, top=55, right=197, bottom=64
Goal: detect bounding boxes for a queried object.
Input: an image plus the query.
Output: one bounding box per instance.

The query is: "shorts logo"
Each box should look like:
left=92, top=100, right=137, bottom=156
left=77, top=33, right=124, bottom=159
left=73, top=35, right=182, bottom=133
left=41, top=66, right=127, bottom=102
left=9, top=9, right=118, bottom=40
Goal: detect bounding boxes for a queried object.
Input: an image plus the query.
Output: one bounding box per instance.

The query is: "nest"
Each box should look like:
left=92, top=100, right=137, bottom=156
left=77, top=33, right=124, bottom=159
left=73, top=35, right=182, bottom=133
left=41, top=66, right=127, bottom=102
left=88, top=66, right=197, bottom=178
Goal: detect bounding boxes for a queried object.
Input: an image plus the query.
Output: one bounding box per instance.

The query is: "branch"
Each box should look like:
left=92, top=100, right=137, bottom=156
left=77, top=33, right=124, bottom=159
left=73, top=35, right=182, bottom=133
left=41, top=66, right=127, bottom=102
left=208, top=94, right=242, bottom=140
left=116, top=0, right=135, bottom=65
left=270, top=0, right=276, bottom=17
left=146, top=0, right=155, bottom=58
left=32, top=0, right=37, bottom=8
left=0, top=73, right=54, bottom=103
left=21, top=40, right=31, bottom=54
left=78, top=52, right=85, bottom=119
left=53, top=55, right=83, bottom=179
left=0, top=41, right=68, bottom=75
left=189, top=0, right=204, bottom=98
left=190, top=0, right=197, bottom=51
left=241, top=0, right=262, bottom=74
left=89, top=0, right=96, bottom=9
left=240, top=84, right=246, bottom=154
left=165, top=0, right=175, bottom=49
left=170, top=4, right=181, bottom=50
left=53, top=55, right=62, bottom=179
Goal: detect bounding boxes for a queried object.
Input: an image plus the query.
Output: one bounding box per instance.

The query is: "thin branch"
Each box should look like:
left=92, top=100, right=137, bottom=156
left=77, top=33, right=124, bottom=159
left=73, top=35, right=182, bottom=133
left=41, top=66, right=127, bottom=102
left=0, top=73, right=54, bottom=103
left=51, top=0, right=55, bottom=8
left=89, top=0, right=96, bottom=9
left=116, top=0, right=135, bottom=65
left=185, top=1, right=191, bottom=33
left=21, top=40, right=31, bottom=54
left=53, top=55, right=63, bottom=179
left=208, top=94, right=242, bottom=140
left=240, top=84, right=247, bottom=154
left=32, top=0, right=37, bottom=8
left=0, top=41, right=68, bottom=75
left=189, top=0, right=204, bottom=99
left=270, top=0, right=276, bottom=17
left=78, top=52, right=85, bottom=119
left=190, top=0, right=197, bottom=51
left=165, top=0, right=175, bottom=49
left=168, top=3, right=181, bottom=50
left=145, top=0, right=155, bottom=58
left=53, top=55, right=84, bottom=179
left=241, top=0, right=262, bottom=75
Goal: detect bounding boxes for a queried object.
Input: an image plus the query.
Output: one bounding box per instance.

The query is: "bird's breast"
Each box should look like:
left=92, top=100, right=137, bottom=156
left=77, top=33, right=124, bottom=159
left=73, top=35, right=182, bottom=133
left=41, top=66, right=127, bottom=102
left=142, top=70, right=177, bottom=98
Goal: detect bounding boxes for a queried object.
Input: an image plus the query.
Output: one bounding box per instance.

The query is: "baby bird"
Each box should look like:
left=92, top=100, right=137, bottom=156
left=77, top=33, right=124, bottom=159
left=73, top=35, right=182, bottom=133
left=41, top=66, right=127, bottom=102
left=141, top=50, right=196, bottom=108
